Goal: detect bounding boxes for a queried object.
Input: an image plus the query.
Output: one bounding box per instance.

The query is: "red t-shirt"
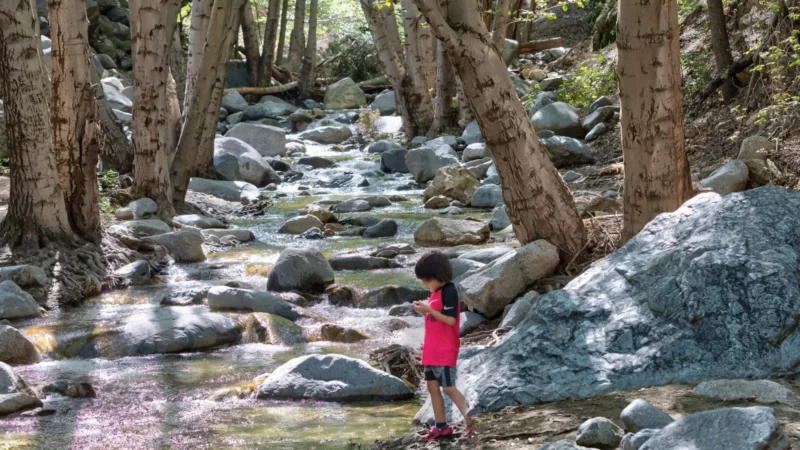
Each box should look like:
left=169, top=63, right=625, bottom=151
left=421, top=283, right=460, bottom=367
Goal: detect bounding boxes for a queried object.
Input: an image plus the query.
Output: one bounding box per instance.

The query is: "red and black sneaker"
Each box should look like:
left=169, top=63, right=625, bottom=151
left=460, top=425, right=478, bottom=441
left=421, top=425, right=454, bottom=442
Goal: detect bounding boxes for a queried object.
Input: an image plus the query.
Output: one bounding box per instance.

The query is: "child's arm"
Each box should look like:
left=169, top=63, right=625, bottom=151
left=414, top=284, right=460, bottom=326
left=419, top=305, right=457, bottom=326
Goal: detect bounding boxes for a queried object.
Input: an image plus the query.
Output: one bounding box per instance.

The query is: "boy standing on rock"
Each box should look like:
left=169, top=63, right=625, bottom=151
left=413, top=251, right=477, bottom=442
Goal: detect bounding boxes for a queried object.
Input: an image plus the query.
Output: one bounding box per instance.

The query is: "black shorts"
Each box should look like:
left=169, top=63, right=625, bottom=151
left=424, top=365, right=457, bottom=387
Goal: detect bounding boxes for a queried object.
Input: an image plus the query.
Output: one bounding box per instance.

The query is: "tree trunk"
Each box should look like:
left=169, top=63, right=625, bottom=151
left=298, top=0, right=318, bottom=98
left=275, top=0, right=290, bottom=65
left=506, top=0, right=522, bottom=40
left=0, top=0, right=75, bottom=249
left=258, top=0, right=281, bottom=86
left=516, top=0, right=534, bottom=42
left=169, top=27, right=187, bottom=108
left=618, top=0, right=692, bottom=241
left=401, top=0, right=436, bottom=94
left=707, top=0, right=736, bottom=102
left=166, top=68, right=182, bottom=159
left=184, top=0, right=213, bottom=113
left=91, top=62, right=134, bottom=175
left=413, top=0, right=587, bottom=261
left=242, top=0, right=261, bottom=86
left=287, top=0, right=305, bottom=72
left=492, top=0, right=510, bottom=50
left=172, top=0, right=245, bottom=209
left=130, top=0, right=180, bottom=216
left=49, top=0, right=103, bottom=242
left=429, top=40, right=457, bottom=135
left=456, top=77, right=474, bottom=126
left=360, top=0, right=434, bottom=137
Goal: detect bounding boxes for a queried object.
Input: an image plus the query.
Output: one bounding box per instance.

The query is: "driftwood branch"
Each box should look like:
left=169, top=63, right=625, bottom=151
left=690, top=55, right=755, bottom=109
left=224, top=81, right=298, bottom=95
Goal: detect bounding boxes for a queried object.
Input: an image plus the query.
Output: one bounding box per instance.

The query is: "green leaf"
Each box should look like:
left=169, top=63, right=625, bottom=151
left=562, top=4, right=568, bottom=11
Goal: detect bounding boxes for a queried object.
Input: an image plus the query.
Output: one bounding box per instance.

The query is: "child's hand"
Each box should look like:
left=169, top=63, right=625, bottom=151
left=412, top=301, right=429, bottom=315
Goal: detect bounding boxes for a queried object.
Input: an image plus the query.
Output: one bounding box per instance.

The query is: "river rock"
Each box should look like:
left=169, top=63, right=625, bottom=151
left=125, top=197, right=158, bottom=219
left=414, top=218, right=490, bottom=247
left=110, top=219, right=172, bottom=237
left=225, top=123, right=287, bottom=158
left=321, top=324, right=368, bottom=343
left=440, top=206, right=464, bottom=215
left=201, top=229, right=255, bottom=242
left=621, top=429, right=659, bottom=450
left=540, top=75, right=566, bottom=91
left=540, top=135, right=596, bottom=168
left=458, top=240, right=558, bottom=317
left=388, top=303, right=415, bottom=316
left=298, top=156, right=336, bottom=169
left=451, top=258, right=485, bottom=280
left=370, top=90, right=396, bottom=115
left=0, top=281, right=41, bottom=320
left=417, top=187, right=800, bottom=422
left=145, top=229, right=206, bottom=263
left=368, top=140, right=405, bottom=154
left=0, top=325, right=41, bottom=365
left=173, top=214, right=226, bottom=229
left=319, top=173, right=369, bottom=188
left=621, top=399, right=675, bottom=432
left=371, top=243, right=415, bottom=259
left=563, top=170, right=583, bottom=182
left=581, top=106, right=615, bottom=131
left=188, top=178, right=260, bottom=204
left=258, top=354, right=413, bottom=401
left=300, top=204, right=336, bottom=223
left=466, top=158, right=494, bottom=179
left=364, top=219, right=398, bottom=238
left=490, top=204, right=511, bottom=231
left=297, top=125, right=353, bottom=144
left=113, top=260, right=151, bottom=285
left=381, top=148, right=409, bottom=173
left=0, top=393, right=42, bottom=415
left=358, top=196, right=392, bottom=207
left=424, top=165, right=481, bottom=205
left=358, top=286, right=430, bottom=308
left=425, top=196, right=450, bottom=209
left=499, top=291, right=538, bottom=328
left=332, top=199, right=371, bottom=212
left=528, top=91, right=557, bottom=117
left=462, top=143, right=491, bottom=162
left=539, top=441, right=591, bottom=450
left=267, top=247, right=335, bottom=294
left=738, top=135, right=774, bottom=161
left=639, top=407, right=788, bottom=450
left=700, top=160, right=749, bottom=196
left=257, top=95, right=297, bottom=116
left=471, top=184, right=504, bottom=208
left=242, top=312, right=306, bottom=345
left=329, top=256, right=401, bottom=271
left=207, top=287, right=302, bottom=321
left=0, top=265, right=47, bottom=287
left=323, top=78, right=367, bottom=110
left=405, top=146, right=460, bottom=184
left=220, top=90, right=248, bottom=113
left=576, top=417, right=625, bottom=449
left=460, top=311, right=487, bottom=336
left=462, top=120, right=483, bottom=145
left=459, top=247, right=514, bottom=264
left=585, top=122, right=609, bottom=141
left=694, top=379, right=799, bottom=406
left=214, top=137, right=281, bottom=186
left=0, top=362, right=28, bottom=394
left=279, top=215, right=324, bottom=235
left=531, top=102, right=584, bottom=138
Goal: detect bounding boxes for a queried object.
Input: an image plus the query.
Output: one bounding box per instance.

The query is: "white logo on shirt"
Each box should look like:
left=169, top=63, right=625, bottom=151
left=443, top=306, right=454, bottom=310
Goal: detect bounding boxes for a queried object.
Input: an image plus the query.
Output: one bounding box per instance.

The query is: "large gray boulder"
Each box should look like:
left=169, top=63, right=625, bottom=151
left=490, top=204, right=511, bottom=231
left=323, top=78, right=367, bottom=110
left=257, top=95, right=297, bottom=116
left=257, top=354, right=413, bottom=401
left=0, top=325, right=41, bottom=365
left=528, top=91, right=558, bottom=117
left=329, top=256, right=401, bottom=271
left=109, top=219, right=172, bottom=237
left=576, top=417, right=625, bottom=450
left=357, top=286, right=430, bottom=308
left=424, top=165, right=481, bottom=205
left=700, top=160, right=749, bottom=196
left=267, top=248, right=335, bottom=294
left=370, top=90, right=396, bottom=115
left=458, top=247, right=514, bottom=264
left=278, top=215, right=324, bottom=235
left=380, top=148, right=409, bottom=174
left=414, top=218, right=490, bottom=247
left=207, top=286, right=302, bottom=321
left=188, top=178, right=260, bottom=204
left=214, top=137, right=281, bottom=186
left=621, top=429, right=659, bottom=450
left=620, top=399, right=674, bottom=432
left=0, top=393, right=42, bottom=415
left=694, top=379, right=799, bottom=406
left=297, top=125, right=353, bottom=144
left=532, top=102, right=585, bottom=138
left=471, top=184, right=504, bottom=208
left=225, top=123, right=287, bottom=158
left=499, top=291, right=538, bottom=328
left=462, top=143, right=491, bottom=162
left=0, top=281, right=41, bottom=320
left=144, top=229, right=206, bottom=263
left=639, top=407, right=788, bottom=450
left=416, top=187, right=800, bottom=421
left=0, top=362, right=28, bottom=394
left=540, top=135, right=597, bottom=168
left=0, top=265, right=47, bottom=287
left=220, top=90, right=248, bottom=113
left=113, top=260, right=151, bottom=286
left=367, top=139, right=405, bottom=154
left=461, top=120, right=483, bottom=145
left=457, top=240, right=559, bottom=317
left=451, top=258, right=485, bottom=280
left=173, top=214, right=226, bottom=230
left=405, top=146, right=460, bottom=184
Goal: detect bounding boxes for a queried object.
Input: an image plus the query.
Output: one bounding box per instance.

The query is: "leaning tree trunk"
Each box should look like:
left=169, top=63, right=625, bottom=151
left=413, top=0, right=587, bottom=260
left=401, top=0, right=437, bottom=94
left=360, top=0, right=434, bottom=137
left=0, top=0, right=75, bottom=249
left=184, top=0, right=214, bottom=113
left=618, top=0, right=692, bottom=241
left=49, top=0, right=102, bottom=242
left=241, top=1, right=261, bottom=86
left=298, top=0, right=318, bottom=98
left=287, top=0, right=305, bottom=72
left=707, top=0, right=736, bottom=102
left=258, top=0, right=281, bottom=86
left=129, top=0, right=181, bottom=216
left=172, top=0, right=245, bottom=209
left=492, top=0, right=510, bottom=50
left=275, top=0, right=290, bottom=65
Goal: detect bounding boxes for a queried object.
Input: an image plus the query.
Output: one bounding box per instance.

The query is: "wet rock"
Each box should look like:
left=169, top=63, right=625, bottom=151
left=562, top=170, right=582, bottom=182
left=459, top=247, right=514, bottom=264
left=0, top=393, right=42, bottom=415
left=462, top=143, right=491, bottom=162
left=0, top=281, right=41, bottom=320
left=321, top=324, right=368, bottom=343
left=257, top=354, right=413, bottom=401
left=424, top=165, right=481, bottom=205
left=528, top=91, right=557, bottom=117
left=380, top=148, right=409, bottom=174
left=451, top=258, right=485, bottom=280
left=370, top=90, right=396, bottom=115
left=226, top=112, right=243, bottom=125
left=279, top=215, right=324, bottom=235
left=160, top=287, right=209, bottom=306
left=639, top=407, right=788, bottom=450
left=323, top=77, right=367, bottom=110
left=267, top=158, right=293, bottom=172
left=460, top=311, right=487, bottom=336
left=359, top=286, right=430, bottom=308
left=621, top=429, right=659, bottom=450
left=540, top=135, right=596, bottom=168
left=425, top=196, right=450, bottom=209
left=371, top=243, right=415, bottom=258
left=303, top=99, right=323, bottom=110
left=326, top=285, right=358, bottom=307
left=694, top=379, right=799, bottom=406
left=359, top=196, right=392, bottom=207
left=0, top=266, right=47, bottom=288
left=405, top=146, right=460, bottom=184
left=297, top=125, right=353, bottom=144
left=368, top=140, right=404, bottom=154
left=386, top=318, right=411, bottom=331
left=207, top=286, right=302, bottom=321
left=532, top=102, right=584, bottom=138
left=576, top=417, right=625, bottom=449
left=388, top=303, right=416, bottom=316
left=241, top=312, right=305, bottom=345
left=214, top=137, right=281, bottom=186
left=201, top=229, right=254, bottom=242
left=299, top=204, right=336, bottom=223
left=490, top=204, right=511, bottom=231
left=225, top=123, right=287, bottom=158
left=582, top=196, right=623, bottom=216
left=461, top=120, right=483, bottom=145
left=319, top=173, right=369, bottom=188
left=440, top=206, right=464, bottom=215
left=414, top=218, right=490, bottom=247
left=188, top=178, right=260, bottom=204
left=582, top=106, right=615, bottom=131
left=298, top=156, right=336, bottom=169
left=539, top=441, right=591, bottom=450
left=471, top=184, right=504, bottom=208
left=0, top=362, right=28, bottom=394
left=267, top=248, right=335, bottom=294
left=584, top=122, right=609, bottom=141
left=173, top=214, right=226, bottom=229
left=146, top=229, right=205, bottom=262
left=332, top=199, right=371, bottom=213
left=700, top=160, right=749, bottom=196
left=220, top=90, right=248, bottom=113
left=65, top=382, right=96, bottom=399
left=621, top=399, right=675, bottom=432
left=738, top=135, right=774, bottom=161
left=298, top=227, right=323, bottom=239
left=329, top=256, right=401, bottom=271
left=500, top=291, right=538, bottom=328
left=590, top=96, right=614, bottom=112
left=364, top=219, right=398, bottom=238
left=113, top=260, right=151, bottom=286
left=257, top=95, right=297, bottom=116
left=466, top=158, right=494, bottom=179
left=458, top=240, right=559, bottom=317
left=0, top=325, right=41, bottom=365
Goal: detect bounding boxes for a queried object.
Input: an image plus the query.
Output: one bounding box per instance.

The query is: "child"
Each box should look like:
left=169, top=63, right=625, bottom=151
left=412, top=251, right=477, bottom=442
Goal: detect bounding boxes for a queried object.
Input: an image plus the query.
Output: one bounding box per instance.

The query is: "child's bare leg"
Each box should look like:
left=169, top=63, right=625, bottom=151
left=442, top=386, right=473, bottom=425
left=427, top=380, right=447, bottom=424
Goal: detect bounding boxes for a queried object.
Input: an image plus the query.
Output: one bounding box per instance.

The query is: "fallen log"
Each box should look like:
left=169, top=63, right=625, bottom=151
left=223, top=81, right=298, bottom=96
left=690, top=55, right=754, bottom=109
left=505, top=37, right=565, bottom=63
left=357, top=75, right=389, bottom=89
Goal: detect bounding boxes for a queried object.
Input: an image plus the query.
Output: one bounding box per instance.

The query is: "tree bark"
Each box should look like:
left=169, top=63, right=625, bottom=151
left=91, top=62, right=134, bottom=175
left=287, top=0, right=305, bottom=72
left=0, top=0, right=75, bottom=248
left=298, top=0, right=318, bottom=98
left=516, top=0, right=534, bottom=42
left=258, top=0, right=281, bottom=86
left=242, top=0, right=261, bottom=86
left=492, top=0, right=510, bottom=50
left=130, top=0, right=181, bottom=216
left=172, top=0, right=245, bottom=209
left=184, top=0, right=213, bottom=113
left=456, top=77, right=474, bottom=126
left=413, top=0, right=587, bottom=261
left=169, top=27, right=187, bottom=109
left=707, top=0, right=736, bottom=102
left=618, top=0, right=692, bottom=241
left=429, top=40, right=457, bottom=135
left=401, top=0, right=437, bottom=94
left=276, top=0, right=290, bottom=65
left=49, top=0, right=102, bottom=242
left=506, top=0, right=523, bottom=40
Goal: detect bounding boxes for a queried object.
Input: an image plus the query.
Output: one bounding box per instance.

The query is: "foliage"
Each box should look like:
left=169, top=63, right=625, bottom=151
left=0, top=158, right=8, bottom=177
left=98, top=170, right=121, bottom=216
left=554, top=56, right=617, bottom=108
left=320, top=31, right=382, bottom=82
left=681, top=50, right=713, bottom=99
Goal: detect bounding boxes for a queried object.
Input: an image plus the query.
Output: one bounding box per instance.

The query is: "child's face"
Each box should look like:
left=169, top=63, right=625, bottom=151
left=421, top=278, right=444, bottom=292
